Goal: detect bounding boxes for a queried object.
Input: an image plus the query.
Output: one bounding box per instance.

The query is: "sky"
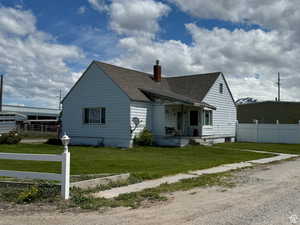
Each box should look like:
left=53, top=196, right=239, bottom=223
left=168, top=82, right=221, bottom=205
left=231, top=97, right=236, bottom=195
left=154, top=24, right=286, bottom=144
left=0, top=0, right=299, bottom=108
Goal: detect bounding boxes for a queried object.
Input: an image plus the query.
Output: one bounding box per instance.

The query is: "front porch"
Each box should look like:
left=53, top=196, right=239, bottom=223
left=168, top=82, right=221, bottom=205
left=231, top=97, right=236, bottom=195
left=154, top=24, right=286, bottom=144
left=165, top=104, right=207, bottom=137
left=140, top=88, right=216, bottom=146
left=152, top=103, right=215, bottom=147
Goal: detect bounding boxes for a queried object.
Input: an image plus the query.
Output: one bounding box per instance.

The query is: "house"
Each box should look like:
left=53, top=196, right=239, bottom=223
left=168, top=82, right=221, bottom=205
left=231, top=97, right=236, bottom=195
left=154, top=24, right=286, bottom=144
left=237, top=101, right=300, bottom=124
left=62, top=60, right=236, bottom=147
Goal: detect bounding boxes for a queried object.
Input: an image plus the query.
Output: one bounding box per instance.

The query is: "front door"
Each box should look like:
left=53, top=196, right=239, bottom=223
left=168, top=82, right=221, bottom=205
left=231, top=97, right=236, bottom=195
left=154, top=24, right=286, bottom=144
left=190, top=110, right=200, bottom=136
left=177, top=112, right=183, bottom=134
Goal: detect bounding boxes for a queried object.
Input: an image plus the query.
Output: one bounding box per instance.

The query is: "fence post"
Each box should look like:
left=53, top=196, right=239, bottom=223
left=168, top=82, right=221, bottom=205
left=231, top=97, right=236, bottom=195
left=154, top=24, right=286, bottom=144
left=235, top=120, right=239, bottom=142
left=61, top=151, right=70, bottom=200
left=255, top=120, right=259, bottom=142
left=61, top=134, right=71, bottom=200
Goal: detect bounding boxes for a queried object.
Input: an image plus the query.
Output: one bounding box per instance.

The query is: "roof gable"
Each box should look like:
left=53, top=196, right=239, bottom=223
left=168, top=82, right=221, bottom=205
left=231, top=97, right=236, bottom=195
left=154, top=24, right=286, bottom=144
left=166, top=72, right=221, bottom=101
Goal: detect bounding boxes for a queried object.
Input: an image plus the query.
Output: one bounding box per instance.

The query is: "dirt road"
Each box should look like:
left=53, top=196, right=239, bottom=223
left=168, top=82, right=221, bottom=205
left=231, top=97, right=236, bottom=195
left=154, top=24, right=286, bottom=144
left=1, top=158, right=300, bottom=225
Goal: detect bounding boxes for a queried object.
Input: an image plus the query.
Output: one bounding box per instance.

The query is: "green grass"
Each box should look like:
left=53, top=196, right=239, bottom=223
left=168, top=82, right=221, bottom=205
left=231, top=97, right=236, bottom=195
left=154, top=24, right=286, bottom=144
left=217, top=142, right=300, bottom=155
left=0, top=144, right=272, bottom=180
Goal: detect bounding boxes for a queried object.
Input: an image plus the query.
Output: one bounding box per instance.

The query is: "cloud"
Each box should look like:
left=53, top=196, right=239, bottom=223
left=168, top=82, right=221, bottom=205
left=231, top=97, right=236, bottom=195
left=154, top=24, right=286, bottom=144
left=89, top=0, right=170, bottom=38
left=169, top=0, right=300, bottom=42
left=88, top=0, right=109, bottom=12
left=0, top=7, right=35, bottom=35
left=0, top=7, right=84, bottom=107
left=109, top=0, right=170, bottom=38
left=77, top=6, right=87, bottom=15
left=110, top=23, right=300, bottom=102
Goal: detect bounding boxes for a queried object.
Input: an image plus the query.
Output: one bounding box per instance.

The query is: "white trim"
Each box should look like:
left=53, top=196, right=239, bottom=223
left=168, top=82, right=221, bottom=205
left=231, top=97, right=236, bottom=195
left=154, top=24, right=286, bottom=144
left=0, top=153, right=62, bottom=162
left=203, top=125, right=213, bottom=129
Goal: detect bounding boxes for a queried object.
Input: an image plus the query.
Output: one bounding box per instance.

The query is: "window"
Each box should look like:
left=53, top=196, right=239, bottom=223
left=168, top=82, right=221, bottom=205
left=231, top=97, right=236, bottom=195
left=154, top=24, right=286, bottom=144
left=219, top=83, right=223, bottom=94
left=83, top=107, right=106, bottom=124
left=203, top=110, right=212, bottom=126
left=190, top=111, right=199, bottom=126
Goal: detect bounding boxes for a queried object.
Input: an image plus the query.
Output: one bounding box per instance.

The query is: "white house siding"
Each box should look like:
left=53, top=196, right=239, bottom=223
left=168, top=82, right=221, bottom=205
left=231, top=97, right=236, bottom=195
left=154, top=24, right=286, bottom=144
left=62, top=63, right=131, bottom=148
left=130, top=101, right=152, bottom=139
left=202, top=75, right=236, bottom=139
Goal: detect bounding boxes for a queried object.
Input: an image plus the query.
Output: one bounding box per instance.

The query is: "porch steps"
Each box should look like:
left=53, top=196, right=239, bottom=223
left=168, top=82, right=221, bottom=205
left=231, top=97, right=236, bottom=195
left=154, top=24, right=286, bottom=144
left=191, top=138, right=213, bottom=146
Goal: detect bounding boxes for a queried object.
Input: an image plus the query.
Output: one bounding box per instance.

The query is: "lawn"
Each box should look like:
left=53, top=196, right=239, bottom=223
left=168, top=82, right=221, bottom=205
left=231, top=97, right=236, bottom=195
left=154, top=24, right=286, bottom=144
left=0, top=144, right=272, bottom=180
left=217, top=142, right=300, bottom=155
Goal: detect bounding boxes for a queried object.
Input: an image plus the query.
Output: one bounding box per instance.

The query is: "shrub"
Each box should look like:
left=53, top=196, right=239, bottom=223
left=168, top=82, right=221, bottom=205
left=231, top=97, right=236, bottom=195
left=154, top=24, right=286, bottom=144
left=46, top=138, right=62, bottom=145
left=0, top=131, right=22, bottom=144
left=134, top=129, right=153, bottom=146
left=17, top=186, right=39, bottom=203
left=16, top=183, right=59, bottom=204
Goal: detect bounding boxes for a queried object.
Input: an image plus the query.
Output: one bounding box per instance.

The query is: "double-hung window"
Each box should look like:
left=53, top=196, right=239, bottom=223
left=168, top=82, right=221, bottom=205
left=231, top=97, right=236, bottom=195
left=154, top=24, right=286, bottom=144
left=83, top=107, right=106, bottom=124
left=203, top=110, right=213, bottom=126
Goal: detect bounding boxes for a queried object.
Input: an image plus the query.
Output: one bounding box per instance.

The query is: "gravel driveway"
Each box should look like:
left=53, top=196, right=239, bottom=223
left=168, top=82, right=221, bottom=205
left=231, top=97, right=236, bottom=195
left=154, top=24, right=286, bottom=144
left=1, top=158, right=300, bottom=225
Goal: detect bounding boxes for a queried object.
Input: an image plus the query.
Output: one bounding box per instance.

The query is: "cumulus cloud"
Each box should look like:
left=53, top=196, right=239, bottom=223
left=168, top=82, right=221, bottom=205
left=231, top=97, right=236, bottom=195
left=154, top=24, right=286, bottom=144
left=0, top=7, right=83, bottom=107
left=88, top=0, right=108, bottom=12
left=0, top=7, right=35, bottom=35
left=89, top=0, right=170, bottom=38
left=110, top=22, right=300, bottom=101
left=169, top=0, right=300, bottom=41
left=109, top=0, right=170, bottom=37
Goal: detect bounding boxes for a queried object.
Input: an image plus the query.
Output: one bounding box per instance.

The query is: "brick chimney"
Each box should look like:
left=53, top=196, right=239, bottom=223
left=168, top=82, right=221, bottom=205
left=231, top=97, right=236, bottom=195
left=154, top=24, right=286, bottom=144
left=153, top=60, right=161, bottom=82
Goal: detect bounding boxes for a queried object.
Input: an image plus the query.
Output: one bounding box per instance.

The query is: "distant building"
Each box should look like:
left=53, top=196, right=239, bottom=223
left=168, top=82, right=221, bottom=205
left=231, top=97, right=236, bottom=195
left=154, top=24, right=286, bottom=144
left=237, top=101, right=300, bottom=124
left=0, top=105, right=60, bottom=133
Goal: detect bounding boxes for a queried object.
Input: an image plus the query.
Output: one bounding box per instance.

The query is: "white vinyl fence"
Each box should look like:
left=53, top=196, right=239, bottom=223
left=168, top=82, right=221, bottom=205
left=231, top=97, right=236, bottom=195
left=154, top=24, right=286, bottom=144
left=0, top=151, right=70, bottom=199
left=237, top=122, right=300, bottom=144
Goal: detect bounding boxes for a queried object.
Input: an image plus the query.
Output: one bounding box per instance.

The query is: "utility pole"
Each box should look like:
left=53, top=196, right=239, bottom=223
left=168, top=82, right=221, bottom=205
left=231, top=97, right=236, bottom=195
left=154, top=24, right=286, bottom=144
left=0, top=75, right=3, bottom=112
left=59, top=89, right=62, bottom=110
left=277, top=72, right=281, bottom=102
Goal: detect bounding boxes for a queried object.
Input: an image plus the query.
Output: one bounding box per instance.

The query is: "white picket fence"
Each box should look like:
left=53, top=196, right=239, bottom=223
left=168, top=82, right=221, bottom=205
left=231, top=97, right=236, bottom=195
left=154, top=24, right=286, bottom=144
left=237, top=122, right=300, bottom=144
left=0, top=151, right=70, bottom=200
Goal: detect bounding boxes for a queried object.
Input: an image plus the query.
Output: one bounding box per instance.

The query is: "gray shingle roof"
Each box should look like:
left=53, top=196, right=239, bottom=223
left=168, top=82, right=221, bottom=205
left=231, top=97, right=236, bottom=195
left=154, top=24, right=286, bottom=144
left=95, top=61, right=170, bottom=102
left=94, top=61, right=220, bottom=108
left=167, top=73, right=220, bottom=101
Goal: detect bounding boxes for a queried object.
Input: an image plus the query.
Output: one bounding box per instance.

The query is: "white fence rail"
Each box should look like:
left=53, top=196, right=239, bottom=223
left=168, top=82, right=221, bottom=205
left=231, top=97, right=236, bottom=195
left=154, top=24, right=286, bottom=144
left=237, top=122, right=300, bottom=144
left=0, top=151, right=70, bottom=199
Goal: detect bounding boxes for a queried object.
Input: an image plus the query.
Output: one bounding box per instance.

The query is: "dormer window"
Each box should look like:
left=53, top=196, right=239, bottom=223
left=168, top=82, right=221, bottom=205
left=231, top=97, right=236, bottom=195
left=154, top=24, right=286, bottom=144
left=219, top=83, right=223, bottom=94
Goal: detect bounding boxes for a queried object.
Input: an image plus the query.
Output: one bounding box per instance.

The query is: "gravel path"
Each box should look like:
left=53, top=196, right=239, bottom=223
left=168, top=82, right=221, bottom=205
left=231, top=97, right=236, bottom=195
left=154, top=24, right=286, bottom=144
left=1, top=157, right=300, bottom=225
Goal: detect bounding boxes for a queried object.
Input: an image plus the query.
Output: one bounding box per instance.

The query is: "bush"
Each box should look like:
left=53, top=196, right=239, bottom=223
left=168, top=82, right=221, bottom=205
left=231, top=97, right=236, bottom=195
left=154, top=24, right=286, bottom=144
left=16, top=183, right=59, bottom=204
left=17, top=186, right=40, bottom=203
left=134, top=129, right=153, bottom=146
left=46, top=138, right=62, bottom=145
left=0, top=131, right=22, bottom=144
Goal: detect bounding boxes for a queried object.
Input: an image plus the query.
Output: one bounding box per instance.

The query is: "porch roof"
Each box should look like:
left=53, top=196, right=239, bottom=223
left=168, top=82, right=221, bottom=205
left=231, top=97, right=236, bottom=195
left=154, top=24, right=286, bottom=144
left=140, top=88, right=216, bottom=109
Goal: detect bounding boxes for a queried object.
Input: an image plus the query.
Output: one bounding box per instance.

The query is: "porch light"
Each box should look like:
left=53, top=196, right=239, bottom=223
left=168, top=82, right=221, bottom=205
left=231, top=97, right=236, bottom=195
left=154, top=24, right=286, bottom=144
left=61, top=133, right=70, bottom=153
